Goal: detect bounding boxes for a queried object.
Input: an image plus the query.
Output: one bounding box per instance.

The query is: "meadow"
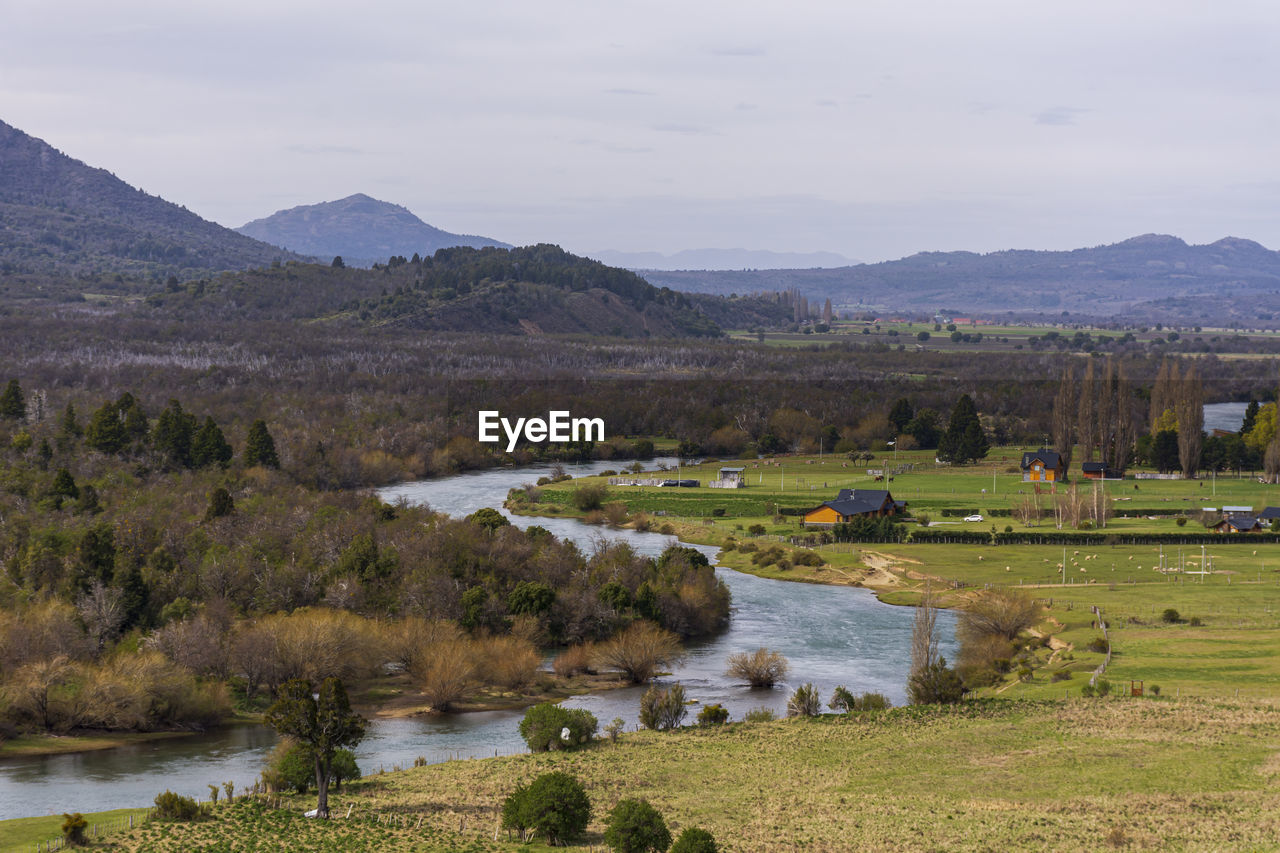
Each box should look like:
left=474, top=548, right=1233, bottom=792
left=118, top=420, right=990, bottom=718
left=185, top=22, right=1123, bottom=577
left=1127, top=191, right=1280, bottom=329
left=45, top=698, right=1280, bottom=852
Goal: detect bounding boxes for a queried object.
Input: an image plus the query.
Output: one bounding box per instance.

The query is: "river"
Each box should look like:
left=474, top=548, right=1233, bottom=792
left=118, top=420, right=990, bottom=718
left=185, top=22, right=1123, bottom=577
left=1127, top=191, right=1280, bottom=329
left=0, top=458, right=954, bottom=819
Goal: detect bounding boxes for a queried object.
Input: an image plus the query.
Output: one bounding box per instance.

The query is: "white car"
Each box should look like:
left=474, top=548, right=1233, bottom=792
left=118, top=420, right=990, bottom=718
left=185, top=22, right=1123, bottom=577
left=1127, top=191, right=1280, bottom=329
left=964, top=514, right=984, bottom=522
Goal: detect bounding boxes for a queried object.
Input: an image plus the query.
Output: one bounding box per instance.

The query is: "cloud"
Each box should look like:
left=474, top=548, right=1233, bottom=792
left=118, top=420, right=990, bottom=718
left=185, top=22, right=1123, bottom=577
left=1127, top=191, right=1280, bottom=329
left=708, top=45, right=766, bottom=57
left=285, top=144, right=366, bottom=155
left=1034, top=107, right=1090, bottom=126
left=652, top=123, right=717, bottom=135
left=604, top=88, right=654, bottom=96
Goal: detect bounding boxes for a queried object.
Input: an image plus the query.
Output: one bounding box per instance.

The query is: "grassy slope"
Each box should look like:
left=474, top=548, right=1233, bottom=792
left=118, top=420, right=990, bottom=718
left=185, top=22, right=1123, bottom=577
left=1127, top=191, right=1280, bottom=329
left=0, top=809, right=149, bottom=853
left=79, top=699, right=1280, bottom=852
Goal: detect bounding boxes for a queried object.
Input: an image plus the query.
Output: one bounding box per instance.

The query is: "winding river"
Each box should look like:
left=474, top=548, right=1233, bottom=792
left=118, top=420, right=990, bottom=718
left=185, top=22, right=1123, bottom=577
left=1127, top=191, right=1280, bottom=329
left=0, top=458, right=954, bottom=820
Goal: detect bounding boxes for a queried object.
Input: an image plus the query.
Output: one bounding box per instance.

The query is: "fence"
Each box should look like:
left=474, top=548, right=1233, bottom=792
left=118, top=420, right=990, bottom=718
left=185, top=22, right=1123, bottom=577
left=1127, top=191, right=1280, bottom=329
left=1089, top=605, right=1112, bottom=688
left=36, top=809, right=153, bottom=851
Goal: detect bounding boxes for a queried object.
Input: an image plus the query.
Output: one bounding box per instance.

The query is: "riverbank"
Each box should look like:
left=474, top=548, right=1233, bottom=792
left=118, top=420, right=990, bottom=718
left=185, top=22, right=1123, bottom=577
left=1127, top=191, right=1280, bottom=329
left=0, top=730, right=205, bottom=760
left=55, top=697, right=1280, bottom=852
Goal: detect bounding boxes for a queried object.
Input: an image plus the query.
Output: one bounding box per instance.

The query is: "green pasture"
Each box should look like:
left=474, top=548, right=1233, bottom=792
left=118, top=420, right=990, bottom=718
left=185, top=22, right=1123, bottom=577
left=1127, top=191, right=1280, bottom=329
left=0, top=808, right=149, bottom=853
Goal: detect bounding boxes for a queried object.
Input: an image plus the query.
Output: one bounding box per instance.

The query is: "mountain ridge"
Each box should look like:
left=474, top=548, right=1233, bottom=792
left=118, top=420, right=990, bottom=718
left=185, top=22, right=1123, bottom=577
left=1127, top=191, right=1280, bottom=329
left=236, top=194, right=510, bottom=266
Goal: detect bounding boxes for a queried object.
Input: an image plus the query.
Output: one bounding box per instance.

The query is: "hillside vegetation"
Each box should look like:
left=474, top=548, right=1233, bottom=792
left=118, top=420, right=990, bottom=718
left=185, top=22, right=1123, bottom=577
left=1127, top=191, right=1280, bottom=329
left=0, top=120, right=302, bottom=279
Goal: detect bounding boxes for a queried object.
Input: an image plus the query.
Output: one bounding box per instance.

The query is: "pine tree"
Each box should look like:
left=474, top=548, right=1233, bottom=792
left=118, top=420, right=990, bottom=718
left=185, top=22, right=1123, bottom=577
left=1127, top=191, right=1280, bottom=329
left=938, top=394, right=983, bottom=464
left=116, top=393, right=149, bottom=444
left=192, top=417, right=233, bottom=469
left=888, top=398, right=914, bottom=434
left=245, top=419, right=280, bottom=468
left=153, top=400, right=197, bottom=468
left=0, top=379, right=24, bottom=420
left=60, top=403, right=82, bottom=438
left=84, top=401, right=126, bottom=455
left=1242, top=399, right=1260, bottom=436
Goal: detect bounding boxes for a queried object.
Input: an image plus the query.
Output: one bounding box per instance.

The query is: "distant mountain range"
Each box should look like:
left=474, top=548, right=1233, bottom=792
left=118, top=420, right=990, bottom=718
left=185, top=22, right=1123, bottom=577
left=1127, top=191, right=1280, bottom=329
left=236, top=194, right=510, bottom=267
left=640, top=234, right=1280, bottom=326
left=587, top=248, right=858, bottom=271
left=0, top=119, right=302, bottom=277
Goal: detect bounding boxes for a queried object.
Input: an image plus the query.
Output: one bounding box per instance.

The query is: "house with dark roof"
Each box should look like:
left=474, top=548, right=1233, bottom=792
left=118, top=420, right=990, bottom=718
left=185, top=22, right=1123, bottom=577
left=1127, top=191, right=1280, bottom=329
left=1258, top=507, right=1280, bottom=526
left=1021, top=449, right=1065, bottom=483
left=803, top=488, right=901, bottom=527
left=1080, top=461, right=1118, bottom=480
left=1214, top=516, right=1262, bottom=534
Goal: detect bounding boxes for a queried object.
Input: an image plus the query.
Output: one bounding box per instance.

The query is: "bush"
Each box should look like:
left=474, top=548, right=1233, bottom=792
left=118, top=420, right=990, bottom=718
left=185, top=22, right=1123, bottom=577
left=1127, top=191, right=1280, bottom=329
left=829, top=690, right=891, bottom=712
left=671, top=827, right=719, bottom=853
left=62, top=813, right=88, bottom=846
left=502, top=771, right=591, bottom=845
left=594, top=621, right=685, bottom=684
left=1161, top=608, right=1181, bottom=624
left=725, top=648, right=789, bottom=688
left=265, top=740, right=314, bottom=793
left=829, top=685, right=857, bottom=713
left=153, top=790, right=203, bottom=821
left=696, top=703, right=729, bottom=726
left=1176, top=517, right=1188, bottom=527
left=907, top=658, right=965, bottom=705
left=604, top=799, right=671, bottom=853
left=605, top=717, right=625, bottom=742
left=958, top=588, right=1042, bottom=643
left=1095, top=678, right=1112, bottom=697
left=1150, top=684, right=1161, bottom=696
left=1081, top=683, right=1095, bottom=698
left=786, top=683, right=821, bottom=718
left=639, top=683, right=687, bottom=731
left=572, top=484, right=610, bottom=512
left=1051, top=669, right=1073, bottom=682
left=519, top=702, right=598, bottom=751
left=747, top=524, right=766, bottom=536
left=1190, top=616, right=1203, bottom=626
left=553, top=643, right=595, bottom=678
left=711, top=507, right=726, bottom=517
left=744, top=707, right=776, bottom=723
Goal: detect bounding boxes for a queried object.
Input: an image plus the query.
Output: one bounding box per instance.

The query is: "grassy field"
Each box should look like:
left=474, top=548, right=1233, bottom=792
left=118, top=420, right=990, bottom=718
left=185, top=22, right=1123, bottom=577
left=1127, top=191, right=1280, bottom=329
left=0, top=808, right=149, bottom=853
left=52, top=698, right=1280, bottom=852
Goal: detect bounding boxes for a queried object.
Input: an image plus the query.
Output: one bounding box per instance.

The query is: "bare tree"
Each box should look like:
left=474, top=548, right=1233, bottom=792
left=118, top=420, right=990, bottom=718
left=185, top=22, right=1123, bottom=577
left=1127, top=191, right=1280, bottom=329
left=1076, top=359, right=1097, bottom=461
left=1051, top=365, right=1076, bottom=474
left=725, top=648, right=790, bottom=688
left=909, top=585, right=939, bottom=682
left=1175, top=361, right=1204, bottom=479
left=76, top=581, right=125, bottom=653
left=593, top=620, right=685, bottom=684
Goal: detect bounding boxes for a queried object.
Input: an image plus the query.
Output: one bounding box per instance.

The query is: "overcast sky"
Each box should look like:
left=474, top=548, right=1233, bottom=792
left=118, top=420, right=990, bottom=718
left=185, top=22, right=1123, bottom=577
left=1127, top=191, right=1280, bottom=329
left=3, top=0, right=1279, bottom=261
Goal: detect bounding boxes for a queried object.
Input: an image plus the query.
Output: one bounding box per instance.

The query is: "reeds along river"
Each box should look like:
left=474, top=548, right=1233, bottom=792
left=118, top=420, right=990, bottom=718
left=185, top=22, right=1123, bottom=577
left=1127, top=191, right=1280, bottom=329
left=0, top=457, right=954, bottom=820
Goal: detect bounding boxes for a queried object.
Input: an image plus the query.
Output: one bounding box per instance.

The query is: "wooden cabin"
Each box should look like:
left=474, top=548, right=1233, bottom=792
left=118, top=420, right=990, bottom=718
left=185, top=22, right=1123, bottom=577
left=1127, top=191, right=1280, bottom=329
left=803, top=488, right=901, bottom=527
left=1021, top=450, right=1065, bottom=482
left=1080, top=461, right=1117, bottom=480
left=1213, top=516, right=1262, bottom=534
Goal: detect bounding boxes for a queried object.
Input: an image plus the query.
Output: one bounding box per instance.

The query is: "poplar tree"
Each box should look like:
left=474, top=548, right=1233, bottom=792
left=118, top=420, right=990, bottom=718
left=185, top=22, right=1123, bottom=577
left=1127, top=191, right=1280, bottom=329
left=1076, top=359, right=1097, bottom=461
left=1051, top=365, right=1076, bottom=474
left=1175, top=362, right=1204, bottom=479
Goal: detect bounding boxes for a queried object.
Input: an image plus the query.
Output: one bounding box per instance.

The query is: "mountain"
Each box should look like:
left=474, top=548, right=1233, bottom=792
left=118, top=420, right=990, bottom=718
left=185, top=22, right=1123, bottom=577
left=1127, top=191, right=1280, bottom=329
left=236, top=194, right=510, bottom=266
left=637, top=234, right=1280, bottom=326
left=0, top=119, right=302, bottom=278
left=146, top=244, right=785, bottom=338
left=587, top=247, right=857, bottom=271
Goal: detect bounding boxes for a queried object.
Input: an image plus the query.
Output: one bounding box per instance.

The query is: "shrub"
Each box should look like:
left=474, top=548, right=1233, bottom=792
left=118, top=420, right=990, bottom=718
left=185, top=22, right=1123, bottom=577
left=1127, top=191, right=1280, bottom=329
left=153, top=790, right=203, bottom=821
left=744, top=707, right=776, bottom=723
left=1176, top=517, right=1188, bottom=527
left=907, top=658, right=965, bottom=705
left=519, top=702, right=598, bottom=751
left=1016, top=666, right=1033, bottom=682
left=572, top=484, right=610, bottom=512
left=725, top=648, right=789, bottom=688
left=475, top=635, right=541, bottom=690
left=553, top=643, right=595, bottom=678
left=711, top=507, right=726, bottom=517
left=696, top=703, right=729, bottom=726
left=1086, top=636, right=1109, bottom=653
left=856, top=692, right=891, bottom=711
left=604, top=501, right=630, bottom=525
left=786, top=683, right=821, bottom=718
left=605, top=717, right=625, bottom=742
left=265, top=740, right=313, bottom=793
left=62, top=813, right=88, bottom=846
left=639, top=683, right=687, bottom=731
left=1051, top=669, right=1073, bottom=682
left=747, top=524, right=766, bottom=536
left=671, top=827, right=719, bottom=853
left=1081, top=683, right=1095, bottom=698
left=1161, top=608, right=1181, bottom=624
left=958, top=588, right=1042, bottom=643
left=604, top=799, right=671, bottom=853
left=1095, top=678, right=1112, bottom=697
left=1150, top=684, right=1161, bottom=696
left=594, top=621, right=685, bottom=684
left=1189, top=616, right=1203, bottom=627
left=502, top=771, right=591, bottom=845
left=330, top=749, right=360, bottom=790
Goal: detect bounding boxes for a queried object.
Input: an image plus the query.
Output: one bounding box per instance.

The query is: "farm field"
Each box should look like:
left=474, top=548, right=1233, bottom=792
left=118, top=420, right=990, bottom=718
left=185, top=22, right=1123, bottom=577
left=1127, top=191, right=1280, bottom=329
left=48, top=699, right=1280, bottom=852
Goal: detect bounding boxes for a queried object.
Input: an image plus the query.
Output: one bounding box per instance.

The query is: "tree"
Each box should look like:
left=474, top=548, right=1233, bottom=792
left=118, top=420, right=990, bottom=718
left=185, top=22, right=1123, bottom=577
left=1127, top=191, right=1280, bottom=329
left=49, top=468, right=79, bottom=506
left=909, top=586, right=939, bottom=689
left=1077, top=359, right=1098, bottom=461
left=937, top=395, right=985, bottom=464
left=957, top=588, right=1042, bottom=642
left=61, top=812, right=88, bottom=847
left=244, top=419, right=280, bottom=468
left=60, top=402, right=82, bottom=438
left=605, top=799, right=671, bottom=853
left=1051, top=365, right=1076, bottom=474
left=0, top=379, right=24, bottom=420
left=725, top=647, right=789, bottom=688
left=908, top=656, right=965, bottom=704
left=153, top=400, right=197, bottom=468
left=204, top=486, right=235, bottom=521
left=887, top=398, right=914, bottom=434
left=671, top=827, right=719, bottom=853
left=786, top=683, right=821, bottom=717
left=84, top=401, right=126, bottom=454
left=1175, top=362, right=1204, bottom=479
left=501, top=771, right=591, bottom=845
left=959, top=419, right=990, bottom=464
left=1152, top=429, right=1180, bottom=473
left=1242, top=399, right=1260, bottom=436
left=192, top=416, right=233, bottom=468
left=263, top=677, right=367, bottom=819
left=519, top=702, right=598, bottom=751
left=331, top=256, right=345, bottom=268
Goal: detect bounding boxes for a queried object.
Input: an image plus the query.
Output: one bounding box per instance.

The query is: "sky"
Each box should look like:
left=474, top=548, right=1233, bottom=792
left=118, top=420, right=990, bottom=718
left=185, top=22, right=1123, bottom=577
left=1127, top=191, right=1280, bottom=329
left=3, top=0, right=1279, bottom=262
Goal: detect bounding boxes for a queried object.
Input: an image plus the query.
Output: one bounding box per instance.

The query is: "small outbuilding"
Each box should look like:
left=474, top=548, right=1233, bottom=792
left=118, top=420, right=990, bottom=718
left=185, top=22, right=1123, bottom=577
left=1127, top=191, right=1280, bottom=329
left=1080, top=461, right=1118, bottom=480
left=1021, top=449, right=1065, bottom=483
left=709, top=467, right=746, bottom=489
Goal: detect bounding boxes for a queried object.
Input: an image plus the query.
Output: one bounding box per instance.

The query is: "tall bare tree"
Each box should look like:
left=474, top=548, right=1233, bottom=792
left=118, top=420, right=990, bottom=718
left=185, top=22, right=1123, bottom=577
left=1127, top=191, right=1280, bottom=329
left=1149, top=357, right=1175, bottom=431
left=1175, top=361, right=1204, bottom=479
left=1051, top=365, right=1077, bottom=474
left=1076, top=359, right=1097, bottom=461
left=909, top=584, right=939, bottom=680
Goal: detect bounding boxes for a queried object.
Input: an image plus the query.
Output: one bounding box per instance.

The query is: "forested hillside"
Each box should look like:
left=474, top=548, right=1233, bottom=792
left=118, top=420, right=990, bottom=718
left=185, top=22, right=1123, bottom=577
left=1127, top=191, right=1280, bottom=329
left=0, top=119, right=304, bottom=280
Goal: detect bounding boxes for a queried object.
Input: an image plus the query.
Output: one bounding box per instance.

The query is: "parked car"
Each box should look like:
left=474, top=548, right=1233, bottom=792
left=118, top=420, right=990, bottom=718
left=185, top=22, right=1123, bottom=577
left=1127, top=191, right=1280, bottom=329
left=963, top=514, right=984, bottom=522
